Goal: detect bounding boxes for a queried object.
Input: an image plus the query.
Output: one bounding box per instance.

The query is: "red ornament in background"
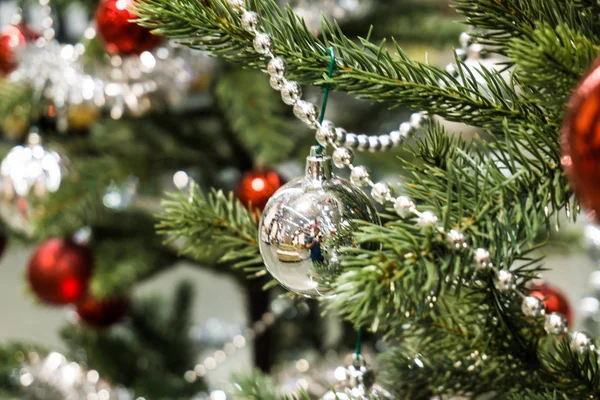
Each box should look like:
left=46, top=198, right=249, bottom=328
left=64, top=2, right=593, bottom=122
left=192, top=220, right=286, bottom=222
left=236, top=169, right=283, bottom=211
left=76, top=295, right=130, bottom=328
left=561, top=60, right=600, bottom=223
left=530, top=284, right=573, bottom=327
left=27, top=238, right=94, bottom=305
left=95, top=0, right=161, bottom=55
left=0, top=24, right=40, bottom=75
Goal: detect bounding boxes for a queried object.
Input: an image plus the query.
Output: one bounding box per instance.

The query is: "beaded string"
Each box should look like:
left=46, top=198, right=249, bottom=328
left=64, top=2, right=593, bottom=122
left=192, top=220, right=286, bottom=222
left=228, top=0, right=597, bottom=355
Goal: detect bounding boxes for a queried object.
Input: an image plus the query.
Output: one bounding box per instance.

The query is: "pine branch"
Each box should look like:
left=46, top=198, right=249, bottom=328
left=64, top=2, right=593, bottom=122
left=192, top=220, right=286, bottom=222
left=133, top=0, right=544, bottom=131
left=230, top=371, right=310, bottom=400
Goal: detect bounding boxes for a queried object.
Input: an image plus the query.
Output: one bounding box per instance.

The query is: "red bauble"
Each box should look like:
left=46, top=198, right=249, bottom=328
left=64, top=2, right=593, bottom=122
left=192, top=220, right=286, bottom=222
left=561, top=61, right=600, bottom=223
left=95, top=0, right=161, bottom=55
left=27, top=238, right=94, bottom=305
left=530, top=284, right=572, bottom=327
left=76, top=295, right=130, bottom=328
left=236, top=169, right=283, bottom=211
left=0, top=24, right=39, bottom=75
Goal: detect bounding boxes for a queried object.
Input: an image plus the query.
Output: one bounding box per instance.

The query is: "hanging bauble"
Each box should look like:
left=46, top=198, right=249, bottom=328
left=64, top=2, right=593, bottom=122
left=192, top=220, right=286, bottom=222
left=0, top=24, right=39, bottom=75
left=237, top=168, right=284, bottom=211
left=76, top=295, right=130, bottom=328
left=66, top=102, right=100, bottom=131
left=322, top=356, right=393, bottom=400
left=561, top=61, right=600, bottom=223
left=0, top=130, right=69, bottom=235
left=27, top=238, right=94, bottom=305
left=530, top=283, right=572, bottom=327
left=95, top=0, right=162, bottom=55
left=259, top=147, right=380, bottom=299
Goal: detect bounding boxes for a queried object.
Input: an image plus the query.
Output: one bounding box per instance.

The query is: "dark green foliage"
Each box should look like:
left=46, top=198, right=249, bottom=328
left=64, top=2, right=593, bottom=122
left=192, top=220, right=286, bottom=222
left=60, top=281, right=206, bottom=399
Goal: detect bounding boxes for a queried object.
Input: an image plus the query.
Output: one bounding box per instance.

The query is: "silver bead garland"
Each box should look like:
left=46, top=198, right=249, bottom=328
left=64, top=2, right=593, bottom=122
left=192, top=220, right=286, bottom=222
left=228, top=0, right=597, bottom=356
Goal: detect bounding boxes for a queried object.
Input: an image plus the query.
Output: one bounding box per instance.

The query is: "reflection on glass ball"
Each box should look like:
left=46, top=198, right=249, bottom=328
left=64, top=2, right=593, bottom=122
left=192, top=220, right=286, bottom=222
left=259, top=148, right=380, bottom=298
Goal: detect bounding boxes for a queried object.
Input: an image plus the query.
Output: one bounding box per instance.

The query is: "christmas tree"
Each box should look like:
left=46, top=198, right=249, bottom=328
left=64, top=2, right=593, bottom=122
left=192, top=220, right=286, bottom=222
left=1, top=0, right=599, bottom=398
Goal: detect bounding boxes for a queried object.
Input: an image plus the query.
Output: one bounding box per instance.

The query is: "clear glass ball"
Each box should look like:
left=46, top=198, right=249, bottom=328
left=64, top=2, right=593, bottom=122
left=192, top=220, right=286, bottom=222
left=259, top=152, right=380, bottom=298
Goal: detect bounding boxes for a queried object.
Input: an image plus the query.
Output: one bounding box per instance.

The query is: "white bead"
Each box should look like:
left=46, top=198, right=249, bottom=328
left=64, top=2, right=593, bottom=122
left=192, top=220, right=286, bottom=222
left=467, top=43, right=484, bottom=59
left=389, top=131, right=402, bottom=146
left=399, top=121, right=412, bottom=138
left=241, top=11, right=259, bottom=32
left=281, top=81, right=302, bottom=105
left=344, top=133, right=358, bottom=149
left=368, top=136, right=381, bottom=153
left=334, top=128, right=347, bottom=145
left=544, top=312, right=567, bottom=336
left=394, top=196, right=414, bottom=217
left=418, top=211, right=438, bottom=227
left=357, top=135, right=369, bottom=151
left=378, top=135, right=392, bottom=150
left=473, top=248, right=492, bottom=269
left=371, top=183, right=391, bottom=205
left=267, top=57, right=285, bottom=77
left=228, top=0, right=245, bottom=12
left=409, top=112, right=427, bottom=129
left=447, top=229, right=466, bottom=249
left=350, top=166, right=370, bottom=187
left=293, top=100, right=319, bottom=126
left=494, top=270, right=515, bottom=292
left=316, top=120, right=335, bottom=146
left=521, top=296, right=545, bottom=317
left=458, top=32, right=472, bottom=48
left=445, top=63, right=458, bottom=77
left=570, top=331, right=595, bottom=353
left=269, top=75, right=285, bottom=91
left=253, top=33, right=272, bottom=55
left=332, top=147, right=353, bottom=168
left=455, top=48, right=467, bottom=61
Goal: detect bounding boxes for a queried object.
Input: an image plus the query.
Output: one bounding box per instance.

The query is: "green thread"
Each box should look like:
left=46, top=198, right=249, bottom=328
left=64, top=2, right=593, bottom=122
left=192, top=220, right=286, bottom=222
left=315, top=47, right=336, bottom=154
left=355, top=327, right=363, bottom=360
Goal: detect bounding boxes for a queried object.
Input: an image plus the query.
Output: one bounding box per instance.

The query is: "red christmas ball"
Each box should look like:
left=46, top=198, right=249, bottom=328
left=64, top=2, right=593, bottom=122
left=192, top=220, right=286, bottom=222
left=27, top=238, right=94, bottom=305
left=95, top=0, right=161, bottom=55
left=0, top=24, right=39, bottom=75
left=561, top=61, right=600, bottom=223
left=530, top=284, right=572, bottom=327
left=76, top=295, right=130, bottom=328
left=236, top=169, right=283, bottom=211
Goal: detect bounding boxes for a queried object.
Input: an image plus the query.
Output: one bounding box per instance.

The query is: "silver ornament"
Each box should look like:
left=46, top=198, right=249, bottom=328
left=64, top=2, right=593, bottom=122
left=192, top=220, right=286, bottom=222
left=447, top=229, right=467, bottom=249
left=332, top=147, right=354, bottom=168
left=371, top=183, right=391, bottom=205
left=521, top=296, right=545, bottom=318
left=253, top=33, right=272, bottom=55
left=418, top=211, right=438, bottom=227
left=0, top=131, right=69, bottom=235
left=544, top=312, right=567, bottom=336
left=269, top=75, right=285, bottom=91
left=494, top=270, right=516, bottom=292
left=322, top=356, right=393, bottom=400
left=293, top=100, right=319, bottom=126
left=394, top=196, right=414, bottom=218
left=570, top=331, right=595, bottom=353
left=350, top=166, right=370, bottom=187
left=258, top=147, right=380, bottom=298
left=281, top=81, right=302, bottom=105
left=241, top=11, right=259, bottom=32
left=316, top=121, right=336, bottom=146
left=473, top=248, right=492, bottom=269
left=267, top=57, right=286, bottom=77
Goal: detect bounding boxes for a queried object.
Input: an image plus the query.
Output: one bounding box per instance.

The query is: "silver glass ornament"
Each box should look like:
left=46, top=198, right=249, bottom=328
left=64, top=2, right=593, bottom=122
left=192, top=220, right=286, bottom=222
left=258, top=147, right=380, bottom=298
left=0, top=131, right=69, bottom=235
left=322, top=356, right=393, bottom=400
left=544, top=312, right=568, bottom=336
left=570, top=331, right=595, bottom=353
left=521, top=296, right=545, bottom=317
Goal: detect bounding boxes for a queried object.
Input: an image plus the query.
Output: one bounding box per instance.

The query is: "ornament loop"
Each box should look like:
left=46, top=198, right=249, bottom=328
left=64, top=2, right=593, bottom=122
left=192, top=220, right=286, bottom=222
left=305, top=146, right=333, bottom=183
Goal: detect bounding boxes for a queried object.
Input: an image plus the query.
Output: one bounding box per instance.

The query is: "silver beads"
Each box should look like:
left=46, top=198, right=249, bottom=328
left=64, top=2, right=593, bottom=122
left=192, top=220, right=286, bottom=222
left=458, top=32, right=472, bottom=48
left=267, top=57, right=285, bottom=77
left=371, top=183, right=391, bottom=205
left=269, top=75, right=284, bottom=91
left=281, top=81, right=302, bottom=105
left=227, top=0, right=245, bottom=11
left=473, top=248, right=492, bottom=269
left=293, top=100, right=319, bottom=126
left=570, top=332, right=595, bottom=353
left=344, top=133, right=358, bottom=149
left=316, top=121, right=336, bottom=146
left=334, top=128, right=347, bottom=145
left=379, top=135, right=392, bottom=150
left=241, top=11, right=259, bottom=32
left=409, top=112, right=427, bottom=129
left=467, top=43, right=484, bottom=59
left=418, top=211, right=438, bottom=227
left=521, top=296, right=545, bottom=318
left=394, top=196, right=414, bottom=218
left=253, top=33, right=272, bottom=55
left=544, top=312, right=568, bottom=336
left=448, top=229, right=467, bottom=249
left=332, top=147, right=353, bottom=168
left=494, top=270, right=516, bottom=292
left=357, top=134, right=369, bottom=152
left=350, top=166, right=370, bottom=187
left=368, top=136, right=381, bottom=152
